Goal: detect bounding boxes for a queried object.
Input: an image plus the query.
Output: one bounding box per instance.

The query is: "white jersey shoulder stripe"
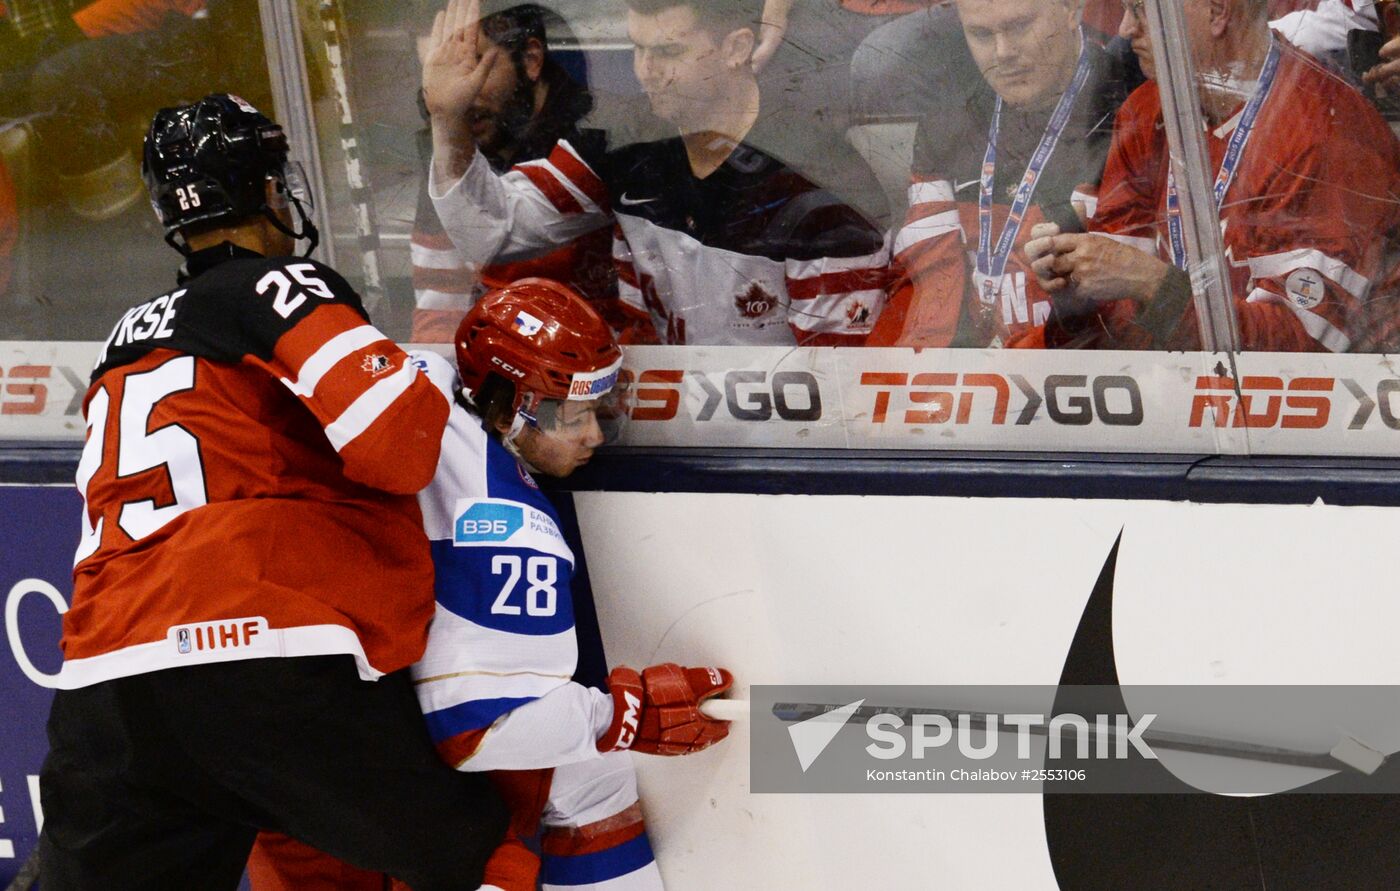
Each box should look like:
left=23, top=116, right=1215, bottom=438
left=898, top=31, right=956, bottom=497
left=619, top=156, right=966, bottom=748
left=325, top=362, right=420, bottom=452
left=525, top=156, right=604, bottom=216
left=415, top=288, right=474, bottom=311
left=1244, top=248, right=1369, bottom=301
left=411, top=241, right=466, bottom=270
left=908, top=179, right=956, bottom=205
left=280, top=325, right=384, bottom=398
left=787, top=236, right=891, bottom=281
left=894, top=210, right=963, bottom=256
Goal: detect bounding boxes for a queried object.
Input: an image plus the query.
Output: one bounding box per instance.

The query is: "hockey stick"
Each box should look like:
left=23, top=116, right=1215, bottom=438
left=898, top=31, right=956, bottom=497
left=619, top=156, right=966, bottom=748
left=3, top=847, right=41, bottom=891
left=700, top=698, right=1388, bottom=775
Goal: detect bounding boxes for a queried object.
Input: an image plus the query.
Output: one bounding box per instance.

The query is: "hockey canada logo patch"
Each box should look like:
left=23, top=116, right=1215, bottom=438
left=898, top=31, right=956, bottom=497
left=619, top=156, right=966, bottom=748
left=847, top=301, right=872, bottom=329
left=735, top=285, right=777, bottom=319
left=362, top=353, right=393, bottom=377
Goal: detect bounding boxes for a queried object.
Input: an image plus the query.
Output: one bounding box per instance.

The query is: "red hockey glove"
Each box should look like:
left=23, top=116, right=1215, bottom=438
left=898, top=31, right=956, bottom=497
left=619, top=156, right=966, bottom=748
left=596, top=663, right=733, bottom=755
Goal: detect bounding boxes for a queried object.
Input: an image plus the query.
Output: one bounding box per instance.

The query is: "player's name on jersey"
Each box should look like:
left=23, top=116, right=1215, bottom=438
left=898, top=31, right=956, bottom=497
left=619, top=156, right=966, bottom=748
left=95, top=289, right=187, bottom=367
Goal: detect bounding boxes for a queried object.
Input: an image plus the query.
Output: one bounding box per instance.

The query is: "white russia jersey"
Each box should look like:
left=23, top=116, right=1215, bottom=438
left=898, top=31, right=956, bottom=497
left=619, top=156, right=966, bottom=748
left=408, top=351, right=612, bottom=771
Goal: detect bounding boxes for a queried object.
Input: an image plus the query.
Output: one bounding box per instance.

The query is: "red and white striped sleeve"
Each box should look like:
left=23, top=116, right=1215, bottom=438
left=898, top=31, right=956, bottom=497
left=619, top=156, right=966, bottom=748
left=785, top=241, right=890, bottom=345
left=611, top=224, right=659, bottom=343
left=251, top=284, right=448, bottom=494
left=868, top=174, right=968, bottom=346
left=429, top=140, right=613, bottom=269
left=410, top=225, right=477, bottom=343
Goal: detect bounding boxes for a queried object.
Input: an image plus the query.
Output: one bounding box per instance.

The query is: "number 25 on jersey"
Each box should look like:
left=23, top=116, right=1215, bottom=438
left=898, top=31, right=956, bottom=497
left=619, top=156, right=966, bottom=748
left=75, top=355, right=208, bottom=563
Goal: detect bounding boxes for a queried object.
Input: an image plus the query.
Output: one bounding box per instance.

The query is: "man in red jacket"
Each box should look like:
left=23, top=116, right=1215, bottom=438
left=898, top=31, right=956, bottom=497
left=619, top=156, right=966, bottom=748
left=1024, top=0, right=1400, bottom=351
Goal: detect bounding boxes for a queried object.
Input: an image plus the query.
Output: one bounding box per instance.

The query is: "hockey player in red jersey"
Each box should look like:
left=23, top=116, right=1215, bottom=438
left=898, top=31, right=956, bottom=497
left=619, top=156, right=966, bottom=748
left=38, top=94, right=507, bottom=890
left=1022, top=0, right=1400, bottom=351
left=248, top=279, right=735, bottom=891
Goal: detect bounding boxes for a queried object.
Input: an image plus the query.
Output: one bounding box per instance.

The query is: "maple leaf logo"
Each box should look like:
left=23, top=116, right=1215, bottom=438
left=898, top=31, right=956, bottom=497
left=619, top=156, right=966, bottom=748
left=735, top=284, right=777, bottom=319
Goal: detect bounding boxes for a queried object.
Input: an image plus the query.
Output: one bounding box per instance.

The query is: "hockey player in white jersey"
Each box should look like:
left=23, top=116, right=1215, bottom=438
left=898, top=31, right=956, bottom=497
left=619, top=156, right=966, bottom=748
left=415, top=277, right=734, bottom=889
left=248, top=277, right=733, bottom=891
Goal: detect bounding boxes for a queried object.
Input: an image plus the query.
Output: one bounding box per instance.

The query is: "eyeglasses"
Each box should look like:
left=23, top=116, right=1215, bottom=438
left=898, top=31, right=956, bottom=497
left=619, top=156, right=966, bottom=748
left=1121, top=0, right=1146, bottom=19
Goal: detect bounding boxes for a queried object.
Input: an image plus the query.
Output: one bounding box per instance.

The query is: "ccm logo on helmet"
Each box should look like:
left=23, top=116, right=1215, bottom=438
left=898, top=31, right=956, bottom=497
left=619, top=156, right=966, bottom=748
left=491, top=357, right=529, bottom=379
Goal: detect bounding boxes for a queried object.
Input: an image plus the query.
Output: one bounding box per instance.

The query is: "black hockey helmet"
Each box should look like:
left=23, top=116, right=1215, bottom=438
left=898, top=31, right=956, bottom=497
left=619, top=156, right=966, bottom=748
left=142, top=93, right=319, bottom=256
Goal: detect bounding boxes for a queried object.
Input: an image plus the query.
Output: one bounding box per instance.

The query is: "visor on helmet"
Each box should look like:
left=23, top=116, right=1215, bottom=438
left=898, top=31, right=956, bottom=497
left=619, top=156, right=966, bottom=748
left=520, top=356, right=630, bottom=445
left=280, top=161, right=314, bottom=213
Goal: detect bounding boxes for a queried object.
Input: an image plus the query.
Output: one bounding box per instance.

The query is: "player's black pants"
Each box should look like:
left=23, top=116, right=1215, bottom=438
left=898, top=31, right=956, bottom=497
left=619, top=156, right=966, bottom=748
left=38, top=656, right=507, bottom=890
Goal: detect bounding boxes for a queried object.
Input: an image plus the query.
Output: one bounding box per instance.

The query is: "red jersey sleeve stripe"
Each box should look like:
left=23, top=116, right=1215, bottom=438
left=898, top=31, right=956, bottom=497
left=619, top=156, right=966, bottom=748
left=518, top=164, right=585, bottom=215
left=412, top=229, right=457, bottom=251
left=550, top=140, right=610, bottom=210
left=616, top=259, right=640, bottom=289
left=280, top=324, right=386, bottom=398
left=325, top=361, right=423, bottom=452
left=272, top=303, right=382, bottom=376
left=787, top=268, right=889, bottom=300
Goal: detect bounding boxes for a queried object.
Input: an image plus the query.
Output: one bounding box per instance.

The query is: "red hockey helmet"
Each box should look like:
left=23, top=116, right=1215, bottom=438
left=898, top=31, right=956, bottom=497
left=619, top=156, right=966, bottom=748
left=455, top=278, right=624, bottom=428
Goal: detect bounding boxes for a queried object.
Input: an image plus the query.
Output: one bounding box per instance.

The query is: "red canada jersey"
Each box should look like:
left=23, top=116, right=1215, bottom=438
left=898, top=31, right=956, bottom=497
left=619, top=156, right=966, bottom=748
left=1047, top=43, right=1400, bottom=351
left=64, top=244, right=449, bottom=688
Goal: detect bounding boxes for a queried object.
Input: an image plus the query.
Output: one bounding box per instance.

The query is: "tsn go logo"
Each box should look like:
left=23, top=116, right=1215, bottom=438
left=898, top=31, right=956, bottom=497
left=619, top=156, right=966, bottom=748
left=861, top=372, right=1145, bottom=427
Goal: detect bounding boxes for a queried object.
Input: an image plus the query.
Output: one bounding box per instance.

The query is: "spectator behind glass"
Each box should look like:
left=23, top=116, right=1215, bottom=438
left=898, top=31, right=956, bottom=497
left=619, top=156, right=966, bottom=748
left=0, top=0, right=84, bottom=109
left=1021, top=0, right=1400, bottom=352
left=24, top=0, right=265, bottom=221
left=409, top=2, right=618, bottom=343
left=425, top=0, right=889, bottom=346
left=0, top=156, right=15, bottom=298
left=867, top=0, right=1139, bottom=348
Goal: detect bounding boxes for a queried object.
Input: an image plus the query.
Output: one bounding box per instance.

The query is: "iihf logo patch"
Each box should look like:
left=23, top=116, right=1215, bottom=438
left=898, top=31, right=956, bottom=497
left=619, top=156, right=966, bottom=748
left=362, top=353, right=392, bottom=377
left=177, top=628, right=191, bottom=654
left=513, top=312, right=544, bottom=336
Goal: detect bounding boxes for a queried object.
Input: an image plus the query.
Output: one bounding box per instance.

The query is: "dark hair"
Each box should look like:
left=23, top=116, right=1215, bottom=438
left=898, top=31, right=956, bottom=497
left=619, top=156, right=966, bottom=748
left=622, top=0, right=761, bottom=34
left=470, top=374, right=518, bottom=438
left=479, top=3, right=554, bottom=55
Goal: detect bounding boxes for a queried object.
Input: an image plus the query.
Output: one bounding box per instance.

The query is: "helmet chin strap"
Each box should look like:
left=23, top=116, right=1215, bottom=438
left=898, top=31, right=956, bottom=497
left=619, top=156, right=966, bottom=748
left=501, top=394, right=543, bottom=471
left=263, top=193, right=320, bottom=258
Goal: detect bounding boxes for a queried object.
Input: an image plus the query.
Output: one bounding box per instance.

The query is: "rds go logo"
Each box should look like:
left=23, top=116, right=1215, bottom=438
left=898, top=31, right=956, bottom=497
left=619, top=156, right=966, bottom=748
left=454, top=502, right=523, bottom=545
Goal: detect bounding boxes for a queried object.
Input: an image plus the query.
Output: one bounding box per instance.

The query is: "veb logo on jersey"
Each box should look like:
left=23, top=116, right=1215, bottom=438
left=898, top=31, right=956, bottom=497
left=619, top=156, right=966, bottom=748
left=454, top=502, right=524, bottom=544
